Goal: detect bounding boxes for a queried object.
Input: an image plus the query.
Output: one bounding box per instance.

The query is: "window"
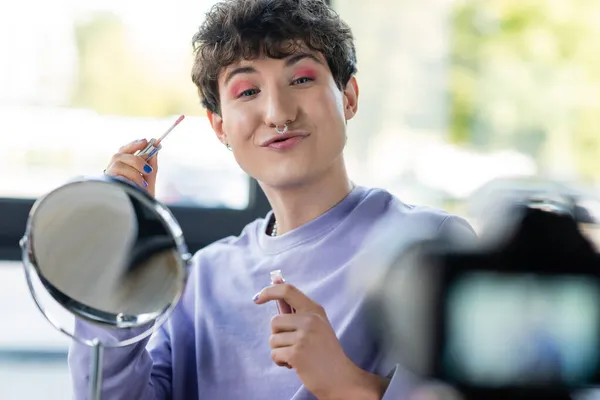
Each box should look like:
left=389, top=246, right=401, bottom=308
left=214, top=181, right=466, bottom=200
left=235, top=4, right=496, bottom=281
left=0, top=109, right=250, bottom=209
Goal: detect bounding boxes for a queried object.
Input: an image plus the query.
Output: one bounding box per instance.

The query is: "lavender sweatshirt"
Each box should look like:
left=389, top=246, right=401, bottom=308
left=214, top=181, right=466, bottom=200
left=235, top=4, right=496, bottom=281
left=68, top=186, right=475, bottom=399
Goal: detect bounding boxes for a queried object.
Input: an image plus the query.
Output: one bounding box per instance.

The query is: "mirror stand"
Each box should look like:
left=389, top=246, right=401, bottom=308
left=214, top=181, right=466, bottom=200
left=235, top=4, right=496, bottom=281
left=90, top=339, right=104, bottom=400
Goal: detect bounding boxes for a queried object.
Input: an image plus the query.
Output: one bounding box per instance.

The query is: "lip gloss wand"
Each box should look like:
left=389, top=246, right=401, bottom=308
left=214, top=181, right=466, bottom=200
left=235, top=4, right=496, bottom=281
left=134, top=114, right=185, bottom=161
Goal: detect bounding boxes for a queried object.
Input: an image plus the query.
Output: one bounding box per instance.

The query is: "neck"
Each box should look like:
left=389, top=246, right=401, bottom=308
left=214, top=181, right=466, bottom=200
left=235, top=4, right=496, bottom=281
left=260, top=159, right=353, bottom=236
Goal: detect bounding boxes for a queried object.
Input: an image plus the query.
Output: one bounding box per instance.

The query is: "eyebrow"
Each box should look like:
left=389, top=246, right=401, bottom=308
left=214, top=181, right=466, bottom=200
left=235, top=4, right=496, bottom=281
left=285, top=53, right=323, bottom=68
left=223, top=53, right=323, bottom=85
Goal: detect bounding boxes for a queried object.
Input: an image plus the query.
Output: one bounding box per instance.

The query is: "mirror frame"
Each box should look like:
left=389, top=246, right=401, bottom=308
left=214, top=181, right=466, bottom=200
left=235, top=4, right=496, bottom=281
left=19, top=175, right=192, bottom=347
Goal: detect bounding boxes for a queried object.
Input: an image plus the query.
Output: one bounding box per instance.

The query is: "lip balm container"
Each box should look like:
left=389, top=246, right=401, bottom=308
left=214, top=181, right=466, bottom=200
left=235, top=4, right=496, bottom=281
left=134, top=139, right=162, bottom=161
left=270, top=270, right=295, bottom=314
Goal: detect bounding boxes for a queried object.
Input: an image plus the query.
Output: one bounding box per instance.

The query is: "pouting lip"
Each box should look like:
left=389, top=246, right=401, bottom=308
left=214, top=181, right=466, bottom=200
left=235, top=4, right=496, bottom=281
left=261, top=131, right=310, bottom=147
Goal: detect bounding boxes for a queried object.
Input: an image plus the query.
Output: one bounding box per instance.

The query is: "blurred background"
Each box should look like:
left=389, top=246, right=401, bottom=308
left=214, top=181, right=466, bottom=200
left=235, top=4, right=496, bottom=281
left=1, top=0, right=600, bottom=398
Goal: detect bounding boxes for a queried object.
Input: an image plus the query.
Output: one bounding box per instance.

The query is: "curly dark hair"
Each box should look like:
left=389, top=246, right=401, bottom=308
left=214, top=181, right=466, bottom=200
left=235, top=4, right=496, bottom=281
left=191, top=0, right=357, bottom=115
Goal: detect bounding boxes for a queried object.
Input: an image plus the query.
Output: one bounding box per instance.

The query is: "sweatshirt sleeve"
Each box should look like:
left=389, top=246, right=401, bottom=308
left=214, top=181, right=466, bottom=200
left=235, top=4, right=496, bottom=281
left=68, top=320, right=172, bottom=400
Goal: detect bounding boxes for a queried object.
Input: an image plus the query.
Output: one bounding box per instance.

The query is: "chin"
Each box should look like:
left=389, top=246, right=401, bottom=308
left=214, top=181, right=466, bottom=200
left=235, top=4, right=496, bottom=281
left=258, top=167, right=319, bottom=190
left=260, top=175, right=313, bottom=190
left=249, top=147, right=344, bottom=190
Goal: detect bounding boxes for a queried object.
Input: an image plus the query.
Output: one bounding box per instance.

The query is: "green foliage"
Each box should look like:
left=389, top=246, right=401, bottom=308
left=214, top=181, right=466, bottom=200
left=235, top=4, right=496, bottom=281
left=450, top=0, right=600, bottom=181
left=70, top=12, right=201, bottom=118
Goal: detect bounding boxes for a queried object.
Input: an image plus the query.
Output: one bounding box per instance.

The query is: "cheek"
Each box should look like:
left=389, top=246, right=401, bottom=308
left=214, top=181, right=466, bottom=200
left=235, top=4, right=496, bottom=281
left=323, top=82, right=347, bottom=122
left=317, top=90, right=347, bottom=135
left=221, top=106, right=259, bottom=144
left=304, top=85, right=344, bottom=120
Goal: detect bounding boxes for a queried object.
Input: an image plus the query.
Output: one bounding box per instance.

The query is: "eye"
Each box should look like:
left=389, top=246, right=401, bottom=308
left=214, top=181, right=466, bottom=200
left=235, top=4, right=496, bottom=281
left=238, top=88, right=260, bottom=98
left=292, top=77, right=314, bottom=85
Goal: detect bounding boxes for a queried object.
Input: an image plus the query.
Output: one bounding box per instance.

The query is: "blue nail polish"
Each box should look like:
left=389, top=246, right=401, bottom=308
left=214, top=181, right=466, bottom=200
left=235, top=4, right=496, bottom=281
left=142, top=180, right=148, bottom=188
left=144, top=164, right=152, bottom=173
left=136, top=138, right=145, bottom=142
left=252, top=293, right=260, bottom=302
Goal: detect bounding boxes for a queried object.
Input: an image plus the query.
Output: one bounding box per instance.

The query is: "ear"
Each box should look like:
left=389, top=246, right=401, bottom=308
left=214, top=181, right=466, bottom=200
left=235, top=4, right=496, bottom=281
left=207, top=110, right=227, bottom=145
left=342, top=76, right=359, bottom=121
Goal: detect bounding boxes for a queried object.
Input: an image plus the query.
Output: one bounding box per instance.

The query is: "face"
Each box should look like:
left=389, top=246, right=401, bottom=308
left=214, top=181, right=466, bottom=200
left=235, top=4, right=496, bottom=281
left=207, top=48, right=359, bottom=189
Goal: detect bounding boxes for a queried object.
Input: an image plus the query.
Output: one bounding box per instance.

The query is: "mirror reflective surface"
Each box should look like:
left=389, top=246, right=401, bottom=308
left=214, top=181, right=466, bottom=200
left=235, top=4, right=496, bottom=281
left=21, top=176, right=190, bottom=333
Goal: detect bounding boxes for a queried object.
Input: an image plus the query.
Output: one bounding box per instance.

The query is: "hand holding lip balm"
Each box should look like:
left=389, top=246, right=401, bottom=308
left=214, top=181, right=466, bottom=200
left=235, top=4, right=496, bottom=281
left=258, top=270, right=362, bottom=384
left=270, top=270, right=295, bottom=314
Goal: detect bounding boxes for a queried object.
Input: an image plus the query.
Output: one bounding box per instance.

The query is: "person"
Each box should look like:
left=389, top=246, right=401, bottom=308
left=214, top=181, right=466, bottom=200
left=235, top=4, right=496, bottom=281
left=68, top=0, right=476, bottom=399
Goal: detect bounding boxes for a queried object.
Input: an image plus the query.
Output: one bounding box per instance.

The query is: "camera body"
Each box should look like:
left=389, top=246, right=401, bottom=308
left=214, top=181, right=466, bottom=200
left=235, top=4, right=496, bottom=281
left=365, top=198, right=600, bottom=399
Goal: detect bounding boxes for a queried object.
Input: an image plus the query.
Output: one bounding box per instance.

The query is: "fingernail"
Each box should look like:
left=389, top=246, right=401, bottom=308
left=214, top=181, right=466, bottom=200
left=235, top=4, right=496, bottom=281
left=143, top=164, right=153, bottom=173
left=136, top=138, right=145, bottom=142
left=142, top=180, right=148, bottom=188
left=252, top=292, right=260, bottom=302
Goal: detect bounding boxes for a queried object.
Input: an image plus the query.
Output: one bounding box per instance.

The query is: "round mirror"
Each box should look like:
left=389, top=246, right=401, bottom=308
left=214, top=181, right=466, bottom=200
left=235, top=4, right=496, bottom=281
left=20, top=175, right=191, bottom=338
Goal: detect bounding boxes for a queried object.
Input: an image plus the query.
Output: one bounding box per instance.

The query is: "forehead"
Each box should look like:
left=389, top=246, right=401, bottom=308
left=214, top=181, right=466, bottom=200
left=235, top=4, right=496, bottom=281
left=219, top=48, right=327, bottom=84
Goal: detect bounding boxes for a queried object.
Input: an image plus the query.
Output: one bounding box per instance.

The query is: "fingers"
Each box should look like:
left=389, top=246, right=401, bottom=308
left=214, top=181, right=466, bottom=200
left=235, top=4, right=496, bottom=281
left=268, top=332, right=297, bottom=368
left=270, top=314, right=298, bottom=333
left=270, top=313, right=326, bottom=337
left=106, top=156, right=151, bottom=188
left=269, top=331, right=297, bottom=348
left=254, top=283, right=323, bottom=314
left=104, top=139, right=156, bottom=190
left=271, top=347, right=294, bottom=369
left=109, top=153, right=153, bottom=175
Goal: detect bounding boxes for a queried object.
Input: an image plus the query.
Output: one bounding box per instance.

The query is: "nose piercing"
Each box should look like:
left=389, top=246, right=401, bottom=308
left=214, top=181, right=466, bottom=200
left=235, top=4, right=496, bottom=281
left=275, top=124, right=288, bottom=135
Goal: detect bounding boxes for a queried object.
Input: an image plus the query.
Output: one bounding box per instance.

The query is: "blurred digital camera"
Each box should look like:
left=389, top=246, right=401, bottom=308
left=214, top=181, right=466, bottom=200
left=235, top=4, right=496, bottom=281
left=364, top=189, right=600, bottom=400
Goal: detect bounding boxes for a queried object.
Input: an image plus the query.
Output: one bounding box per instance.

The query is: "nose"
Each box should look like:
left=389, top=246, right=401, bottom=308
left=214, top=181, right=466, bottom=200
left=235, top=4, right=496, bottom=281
left=264, top=86, right=297, bottom=130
